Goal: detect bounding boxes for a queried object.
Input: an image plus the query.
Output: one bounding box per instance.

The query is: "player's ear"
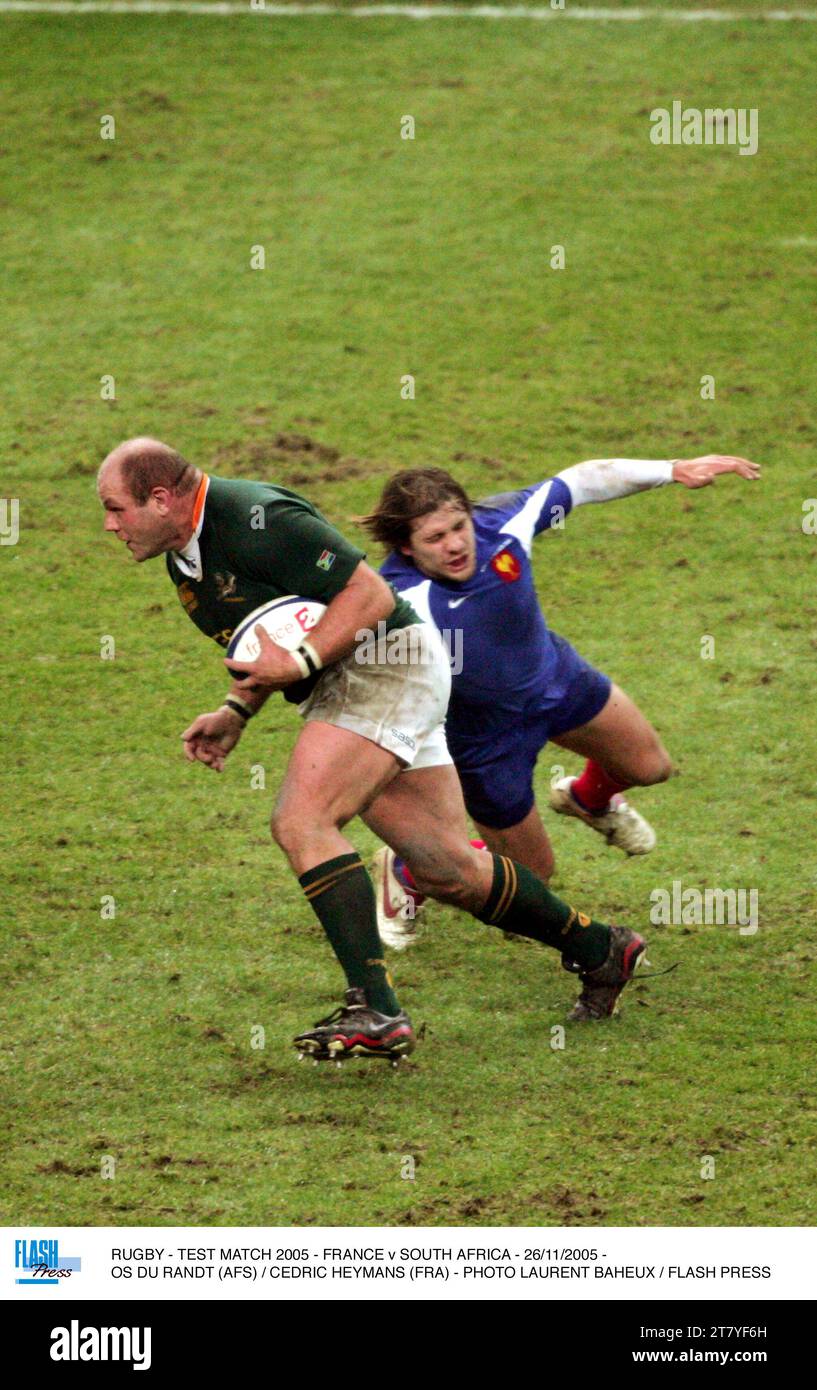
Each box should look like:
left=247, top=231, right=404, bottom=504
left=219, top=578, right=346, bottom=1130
left=150, top=486, right=172, bottom=514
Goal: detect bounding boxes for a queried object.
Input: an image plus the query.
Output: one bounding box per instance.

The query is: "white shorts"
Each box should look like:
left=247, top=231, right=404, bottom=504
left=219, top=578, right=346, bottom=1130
left=299, top=623, right=453, bottom=770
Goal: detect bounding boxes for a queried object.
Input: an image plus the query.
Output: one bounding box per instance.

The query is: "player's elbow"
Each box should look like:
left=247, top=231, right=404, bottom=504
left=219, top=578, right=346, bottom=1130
left=351, top=562, right=396, bottom=626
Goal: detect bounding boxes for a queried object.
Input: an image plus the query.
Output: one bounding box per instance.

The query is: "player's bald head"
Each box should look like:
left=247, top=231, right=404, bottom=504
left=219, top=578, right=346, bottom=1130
left=98, top=437, right=199, bottom=506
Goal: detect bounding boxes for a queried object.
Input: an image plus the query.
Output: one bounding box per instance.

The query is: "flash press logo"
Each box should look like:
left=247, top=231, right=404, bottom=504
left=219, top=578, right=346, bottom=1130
left=50, top=1321, right=152, bottom=1372
left=14, top=1237, right=81, bottom=1286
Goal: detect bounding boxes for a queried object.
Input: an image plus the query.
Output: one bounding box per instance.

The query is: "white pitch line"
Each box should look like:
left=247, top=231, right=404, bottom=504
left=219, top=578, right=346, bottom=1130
left=1, top=3, right=817, bottom=20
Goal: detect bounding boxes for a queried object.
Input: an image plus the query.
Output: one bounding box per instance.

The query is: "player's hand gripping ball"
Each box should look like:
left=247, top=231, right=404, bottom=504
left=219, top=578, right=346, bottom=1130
left=225, top=596, right=326, bottom=689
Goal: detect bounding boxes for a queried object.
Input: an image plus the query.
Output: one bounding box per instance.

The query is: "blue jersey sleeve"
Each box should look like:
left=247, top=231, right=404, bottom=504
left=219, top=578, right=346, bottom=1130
left=477, top=478, right=574, bottom=554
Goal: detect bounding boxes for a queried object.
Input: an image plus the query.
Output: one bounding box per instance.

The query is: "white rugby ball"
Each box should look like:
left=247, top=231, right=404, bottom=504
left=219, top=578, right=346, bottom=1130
left=226, top=596, right=326, bottom=665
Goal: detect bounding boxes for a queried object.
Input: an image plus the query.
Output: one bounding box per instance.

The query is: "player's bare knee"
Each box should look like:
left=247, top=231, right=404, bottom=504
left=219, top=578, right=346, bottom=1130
left=640, top=747, right=673, bottom=785
left=269, top=804, right=292, bottom=851
left=654, top=750, right=673, bottom=784
left=270, top=802, right=312, bottom=854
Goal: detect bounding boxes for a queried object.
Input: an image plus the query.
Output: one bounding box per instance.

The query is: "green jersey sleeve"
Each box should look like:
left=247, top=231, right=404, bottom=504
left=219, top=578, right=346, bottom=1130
left=229, top=495, right=365, bottom=602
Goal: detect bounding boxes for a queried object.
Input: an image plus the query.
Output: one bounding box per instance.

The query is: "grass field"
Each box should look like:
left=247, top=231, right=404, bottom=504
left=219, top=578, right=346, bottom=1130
left=2, top=7, right=816, bottom=1228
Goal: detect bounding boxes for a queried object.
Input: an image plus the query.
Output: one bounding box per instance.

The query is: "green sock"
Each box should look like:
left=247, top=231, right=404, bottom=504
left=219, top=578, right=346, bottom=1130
left=299, top=852, right=401, bottom=1015
left=476, top=854, right=611, bottom=970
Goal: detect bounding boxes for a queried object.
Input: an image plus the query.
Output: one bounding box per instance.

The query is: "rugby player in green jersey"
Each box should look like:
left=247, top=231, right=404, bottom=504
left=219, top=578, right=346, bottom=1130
left=98, top=436, right=649, bottom=1059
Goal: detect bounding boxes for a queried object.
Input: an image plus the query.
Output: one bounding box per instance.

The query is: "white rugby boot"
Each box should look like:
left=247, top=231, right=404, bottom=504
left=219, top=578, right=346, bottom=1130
left=549, top=776, right=656, bottom=855
left=372, top=846, right=425, bottom=950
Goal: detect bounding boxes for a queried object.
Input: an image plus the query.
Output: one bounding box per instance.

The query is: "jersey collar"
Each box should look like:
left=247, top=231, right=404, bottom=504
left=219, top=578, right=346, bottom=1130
left=170, top=473, right=210, bottom=581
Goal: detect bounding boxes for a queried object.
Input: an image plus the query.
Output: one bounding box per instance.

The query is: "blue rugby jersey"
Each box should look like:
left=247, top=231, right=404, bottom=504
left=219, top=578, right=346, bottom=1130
left=380, top=478, right=576, bottom=742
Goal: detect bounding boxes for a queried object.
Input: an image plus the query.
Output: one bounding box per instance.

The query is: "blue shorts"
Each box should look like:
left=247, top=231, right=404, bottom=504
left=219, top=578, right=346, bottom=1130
left=447, top=635, right=612, bottom=831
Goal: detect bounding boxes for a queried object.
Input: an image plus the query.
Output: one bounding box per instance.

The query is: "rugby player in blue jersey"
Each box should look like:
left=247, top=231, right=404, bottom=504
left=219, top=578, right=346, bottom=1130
left=363, top=454, right=760, bottom=947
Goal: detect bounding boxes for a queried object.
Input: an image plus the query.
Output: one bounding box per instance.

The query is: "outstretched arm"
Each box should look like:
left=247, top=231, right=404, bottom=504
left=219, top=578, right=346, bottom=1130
left=557, top=453, right=760, bottom=507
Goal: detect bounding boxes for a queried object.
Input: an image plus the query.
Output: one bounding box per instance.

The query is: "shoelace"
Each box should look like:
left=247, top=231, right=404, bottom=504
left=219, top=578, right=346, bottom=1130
left=313, top=1003, right=366, bottom=1028
left=635, top=962, right=680, bottom=980
left=562, top=955, right=681, bottom=981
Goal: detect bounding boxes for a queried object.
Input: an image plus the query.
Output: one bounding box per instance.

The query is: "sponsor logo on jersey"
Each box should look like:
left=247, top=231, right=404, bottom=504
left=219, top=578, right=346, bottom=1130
left=177, top=581, right=199, bottom=613
left=491, top=549, right=521, bottom=582
left=316, top=549, right=336, bottom=572
left=214, top=570, right=240, bottom=600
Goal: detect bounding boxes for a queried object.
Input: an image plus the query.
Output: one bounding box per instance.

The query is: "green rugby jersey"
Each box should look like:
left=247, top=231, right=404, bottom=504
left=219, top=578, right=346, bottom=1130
left=165, top=474, right=419, bottom=701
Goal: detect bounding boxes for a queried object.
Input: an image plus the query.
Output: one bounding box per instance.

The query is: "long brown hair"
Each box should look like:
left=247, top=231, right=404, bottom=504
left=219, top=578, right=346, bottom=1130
left=361, top=468, right=472, bottom=549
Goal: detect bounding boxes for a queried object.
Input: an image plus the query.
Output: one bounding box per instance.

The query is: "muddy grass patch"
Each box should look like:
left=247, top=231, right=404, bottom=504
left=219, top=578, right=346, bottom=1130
left=212, top=433, right=375, bottom=488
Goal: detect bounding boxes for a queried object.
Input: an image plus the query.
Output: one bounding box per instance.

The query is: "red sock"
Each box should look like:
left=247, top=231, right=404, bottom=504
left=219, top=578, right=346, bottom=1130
left=571, top=761, right=630, bottom=814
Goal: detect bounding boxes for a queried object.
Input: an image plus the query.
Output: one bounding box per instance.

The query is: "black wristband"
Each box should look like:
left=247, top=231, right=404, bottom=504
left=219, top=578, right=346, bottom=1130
left=297, top=643, right=320, bottom=677
left=224, top=698, right=251, bottom=723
